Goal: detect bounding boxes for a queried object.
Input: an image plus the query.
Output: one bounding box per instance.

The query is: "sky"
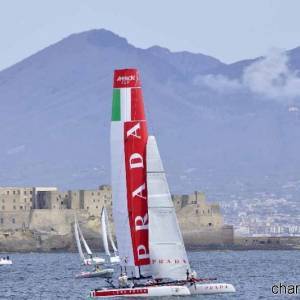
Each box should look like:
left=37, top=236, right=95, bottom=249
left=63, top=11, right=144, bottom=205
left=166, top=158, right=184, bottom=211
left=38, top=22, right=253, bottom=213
left=0, top=0, right=300, bottom=71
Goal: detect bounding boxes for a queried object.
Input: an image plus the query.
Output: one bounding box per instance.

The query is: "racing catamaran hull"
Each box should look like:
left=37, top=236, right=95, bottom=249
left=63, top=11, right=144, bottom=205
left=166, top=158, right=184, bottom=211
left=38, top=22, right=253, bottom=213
left=76, top=268, right=114, bottom=279
left=109, top=256, right=120, bottom=264
left=90, top=285, right=190, bottom=297
left=83, top=257, right=105, bottom=266
left=90, top=282, right=236, bottom=298
left=188, top=283, right=236, bottom=294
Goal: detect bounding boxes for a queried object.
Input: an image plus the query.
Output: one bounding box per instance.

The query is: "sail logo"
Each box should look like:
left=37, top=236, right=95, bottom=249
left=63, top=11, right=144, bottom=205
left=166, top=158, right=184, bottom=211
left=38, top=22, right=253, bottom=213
left=151, top=259, right=188, bottom=264
left=113, top=69, right=141, bottom=88
left=124, top=120, right=150, bottom=266
left=117, top=75, right=135, bottom=85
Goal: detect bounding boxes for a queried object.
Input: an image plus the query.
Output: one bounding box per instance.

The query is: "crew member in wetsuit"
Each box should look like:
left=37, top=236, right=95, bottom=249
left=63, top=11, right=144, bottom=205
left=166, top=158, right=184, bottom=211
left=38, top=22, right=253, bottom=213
left=186, top=269, right=190, bottom=280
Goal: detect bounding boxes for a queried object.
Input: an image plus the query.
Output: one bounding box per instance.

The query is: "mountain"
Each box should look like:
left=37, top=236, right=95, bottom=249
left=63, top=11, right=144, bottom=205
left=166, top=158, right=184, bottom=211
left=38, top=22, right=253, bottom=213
left=1, top=29, right=300, bottom=200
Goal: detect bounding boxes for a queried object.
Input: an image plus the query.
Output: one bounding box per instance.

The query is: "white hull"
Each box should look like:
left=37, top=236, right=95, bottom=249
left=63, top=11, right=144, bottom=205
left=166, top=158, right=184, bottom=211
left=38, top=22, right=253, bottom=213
left=76, top=268, right=114, bottom=279
left=90, top=282, right=235, bottom=297
left=188, top=283, right=236, bottom=294
left=83, top=257, right=105, bottom=265
left=90, top=285, right=190, bottom=298
left=109, top=256, right=120, bottom=264
left=0, top=259, right=12, bottom=265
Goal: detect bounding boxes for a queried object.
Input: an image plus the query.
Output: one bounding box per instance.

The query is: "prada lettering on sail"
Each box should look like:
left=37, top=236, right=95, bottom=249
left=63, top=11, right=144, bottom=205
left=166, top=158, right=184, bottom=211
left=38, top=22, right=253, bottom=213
left=124, top=120, right=150, bottom=265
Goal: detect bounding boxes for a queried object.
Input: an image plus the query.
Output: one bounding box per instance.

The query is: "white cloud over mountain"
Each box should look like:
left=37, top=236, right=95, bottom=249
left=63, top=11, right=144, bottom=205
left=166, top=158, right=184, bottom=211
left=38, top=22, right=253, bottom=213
left=198, top=50, right=300, bottom=102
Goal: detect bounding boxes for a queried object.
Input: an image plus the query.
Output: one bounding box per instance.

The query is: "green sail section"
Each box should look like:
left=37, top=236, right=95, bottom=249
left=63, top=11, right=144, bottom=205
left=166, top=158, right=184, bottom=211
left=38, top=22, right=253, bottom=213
left=112, top=89, right=121, bottom=121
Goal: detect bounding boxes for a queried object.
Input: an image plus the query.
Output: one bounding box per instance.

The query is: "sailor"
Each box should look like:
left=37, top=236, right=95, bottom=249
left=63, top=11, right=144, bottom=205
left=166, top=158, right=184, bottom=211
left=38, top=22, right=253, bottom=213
left=94, top=265, right=101, bottom=272
left=118, top=272, right=129, bottom=288
left=186, top=269, right=190, bottom=280
left=190, top=270, right=197, bottom=280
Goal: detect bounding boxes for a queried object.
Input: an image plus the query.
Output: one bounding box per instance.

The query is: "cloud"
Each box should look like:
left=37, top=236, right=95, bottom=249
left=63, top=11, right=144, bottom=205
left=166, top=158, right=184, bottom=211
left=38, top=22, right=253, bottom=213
left=199, top=74, right=242, bottom=92
left=196, top=50, right=300, bottom=102
left=243, top=49, right=300, bottom=99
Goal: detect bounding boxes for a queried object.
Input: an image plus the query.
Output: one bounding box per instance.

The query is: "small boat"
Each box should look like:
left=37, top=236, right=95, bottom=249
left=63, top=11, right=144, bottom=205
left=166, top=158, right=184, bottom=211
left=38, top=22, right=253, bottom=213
left=0, top=257, right=12, bottom=266
left=75, top=267, right=114, bottom=279
left=101, top=207, right=120, bottom=264
left=74, top=217, right=105, bottom=265
left=89, top=68, right=236, bottom=297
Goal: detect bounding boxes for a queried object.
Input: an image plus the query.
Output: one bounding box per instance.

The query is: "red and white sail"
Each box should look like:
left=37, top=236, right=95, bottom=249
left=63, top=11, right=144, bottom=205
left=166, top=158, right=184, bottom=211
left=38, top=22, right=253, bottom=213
left=147, top=136, right=191, bottom=280
left=111, top=69, right=150, bottom=271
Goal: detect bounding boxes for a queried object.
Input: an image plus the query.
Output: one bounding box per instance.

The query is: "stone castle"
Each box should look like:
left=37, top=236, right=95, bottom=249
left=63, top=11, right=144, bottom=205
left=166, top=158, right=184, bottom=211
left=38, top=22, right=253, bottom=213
left=0, top=186, right=233, bottom=251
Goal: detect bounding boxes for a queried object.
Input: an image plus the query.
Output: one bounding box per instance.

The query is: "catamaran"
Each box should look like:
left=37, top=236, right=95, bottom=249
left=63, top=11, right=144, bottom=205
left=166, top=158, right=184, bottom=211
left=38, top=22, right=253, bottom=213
left=101, top=207, right=120, bottom=264
left=90, top=68, right=236, bottom=297
left=75, top=266, right=114, bottom=279
left=74, top=217, right=105, bottom=265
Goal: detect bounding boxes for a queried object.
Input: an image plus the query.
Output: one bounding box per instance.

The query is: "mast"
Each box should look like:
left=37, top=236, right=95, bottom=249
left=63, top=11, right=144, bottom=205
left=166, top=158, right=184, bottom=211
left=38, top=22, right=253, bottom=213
left=111, top=69, right=150, bottom=275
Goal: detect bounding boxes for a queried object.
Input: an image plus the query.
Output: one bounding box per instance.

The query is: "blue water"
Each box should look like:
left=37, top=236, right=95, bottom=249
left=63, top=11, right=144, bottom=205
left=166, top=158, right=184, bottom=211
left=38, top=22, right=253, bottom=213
left=0, top=251, right=299, bottom=299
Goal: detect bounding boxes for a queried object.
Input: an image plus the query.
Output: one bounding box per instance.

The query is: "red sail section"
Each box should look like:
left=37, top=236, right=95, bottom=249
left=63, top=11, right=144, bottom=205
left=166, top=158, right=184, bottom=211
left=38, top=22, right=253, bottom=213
left=124, top=120, right=150, bottom=266
left=131, top=88, right=146, bottom=121
left=114, top=69, right=141, bottom=88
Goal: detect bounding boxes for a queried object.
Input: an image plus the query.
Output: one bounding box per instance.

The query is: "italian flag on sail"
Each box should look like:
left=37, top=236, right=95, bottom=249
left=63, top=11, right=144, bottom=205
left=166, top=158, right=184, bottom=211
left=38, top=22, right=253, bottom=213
left=112, top=86, right=145, bottom=122
left=111, top=69, right=150, bottom=267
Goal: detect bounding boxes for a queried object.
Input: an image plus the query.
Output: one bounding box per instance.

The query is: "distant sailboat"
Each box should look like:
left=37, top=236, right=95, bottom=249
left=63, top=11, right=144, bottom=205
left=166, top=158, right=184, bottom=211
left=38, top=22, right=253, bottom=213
left=74, top=217, right=105, bottom=265
left=0, top=257, right=12, bottom=266
left=101, top=207, right=120, bottom=264
left=90, top=69, right=236, bottom=297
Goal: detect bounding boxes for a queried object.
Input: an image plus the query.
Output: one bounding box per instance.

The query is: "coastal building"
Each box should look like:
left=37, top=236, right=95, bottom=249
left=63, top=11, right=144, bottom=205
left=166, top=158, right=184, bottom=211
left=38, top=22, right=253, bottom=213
left=0, top=187, right=34, bottom=230
left=32, top=187, right=58, bottom=209
left=173, top=191, right=223, bottom=227
left=0, top=187, right=34, bottom=211
left=28, top=185, right=112, bottom=213
left=0, top=185, right=233, bottom=247
left=79, top=185, right=112, bottom=215
left=172, top=191, right=233, bottom=246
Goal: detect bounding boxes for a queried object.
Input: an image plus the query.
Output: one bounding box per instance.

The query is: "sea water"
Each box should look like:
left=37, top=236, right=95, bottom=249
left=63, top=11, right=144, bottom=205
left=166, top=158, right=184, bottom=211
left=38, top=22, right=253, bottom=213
left=0, top=250, right=299, bottom=299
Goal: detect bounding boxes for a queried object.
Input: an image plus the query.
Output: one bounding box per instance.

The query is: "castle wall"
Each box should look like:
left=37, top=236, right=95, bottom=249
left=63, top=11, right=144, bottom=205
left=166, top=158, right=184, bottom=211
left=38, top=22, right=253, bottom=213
left=29, top=209, right=86, bottom=234
left=0, top=186, right=233, bottom=251
left=183, top=226, right=234, bottom=247
left=68, top=191, right=80, bottom=209
left=0, top=211, right=31, bottom=230
left=176, top=191, right=224, bottom=229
